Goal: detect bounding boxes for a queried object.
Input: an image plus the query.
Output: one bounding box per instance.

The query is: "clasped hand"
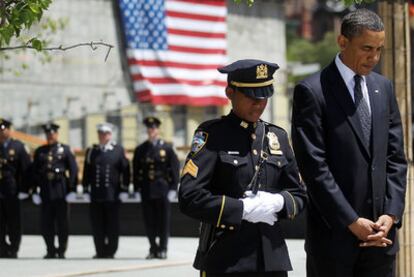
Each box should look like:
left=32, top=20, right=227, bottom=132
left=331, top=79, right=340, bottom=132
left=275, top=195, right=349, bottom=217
left=348, top=215, right=394, bottom=248
left=240, top=191, right=284, bottom=226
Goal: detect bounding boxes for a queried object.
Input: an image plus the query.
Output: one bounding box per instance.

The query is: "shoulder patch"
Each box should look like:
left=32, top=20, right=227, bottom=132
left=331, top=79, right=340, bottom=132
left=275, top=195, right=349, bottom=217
left=190, top=131, right=208, bottom=156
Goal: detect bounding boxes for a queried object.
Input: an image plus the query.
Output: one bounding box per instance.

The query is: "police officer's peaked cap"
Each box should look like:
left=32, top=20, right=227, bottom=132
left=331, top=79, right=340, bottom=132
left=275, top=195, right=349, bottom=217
left=0, top=118, right=12, bottom=130
left=143, top=116, right=161, bottom=128
left=42, top=122, right=60, bottom=133
left=218, top=59, right=279, bottom=99
left=96, top=122, right=114, bottom=133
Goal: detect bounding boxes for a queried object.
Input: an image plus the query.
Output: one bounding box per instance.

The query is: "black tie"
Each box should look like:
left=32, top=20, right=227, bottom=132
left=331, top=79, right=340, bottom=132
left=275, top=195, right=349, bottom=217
left=354, top=75, right=371, bottom=146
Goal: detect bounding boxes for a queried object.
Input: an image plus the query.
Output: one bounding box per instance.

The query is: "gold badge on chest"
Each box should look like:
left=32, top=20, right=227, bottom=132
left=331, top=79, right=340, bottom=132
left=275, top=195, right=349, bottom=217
left=9, top=149, right=15, bottom=156
left=159, top=149, right=166, bottom=157
left=267, top=132, right=283, bottom=155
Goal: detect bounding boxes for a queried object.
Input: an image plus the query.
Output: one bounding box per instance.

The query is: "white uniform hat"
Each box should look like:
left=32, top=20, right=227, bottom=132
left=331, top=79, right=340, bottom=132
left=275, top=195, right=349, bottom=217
left=96, top=122, right=114, bottom=133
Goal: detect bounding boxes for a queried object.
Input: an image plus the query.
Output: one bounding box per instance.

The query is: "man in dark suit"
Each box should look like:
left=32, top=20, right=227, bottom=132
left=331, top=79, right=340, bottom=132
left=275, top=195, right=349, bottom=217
left=179, top=59, right=307, bottom=277
left=0, top=118, right=31, bottom=258
left=32, top=123, right=78, bottom=259
left=133, top=116, right=180, bottom=259
left=291, top=9, right=407, bottom=277
left=82, top=123, right=130, bottom=259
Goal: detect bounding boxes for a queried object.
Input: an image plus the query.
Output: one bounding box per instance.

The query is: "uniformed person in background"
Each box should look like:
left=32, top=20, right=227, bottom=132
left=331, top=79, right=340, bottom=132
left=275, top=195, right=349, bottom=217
left=32, top=123, right=78, bottom=259
left=179, top=59, right=307, bottom=277
left=82, top=123, right=130, bottom=259
left=133, top=116, right=180, bottom=259
left=0, top=118, right=31, bottom=258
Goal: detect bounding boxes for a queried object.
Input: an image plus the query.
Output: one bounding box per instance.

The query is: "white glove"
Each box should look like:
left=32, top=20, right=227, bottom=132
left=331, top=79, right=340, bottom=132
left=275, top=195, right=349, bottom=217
left=32, top=194, right=42, bottom=205
left=66, top=192, right=76, bottom=202
left=76, top=185, right=83, bottom=195
left=128, top=184, right=134, bottom=194
left=168, top=190, right=177, bottom=202
left=119, top=192, right=129, bottom=202
left=240, top=191, right=278, bottom=225
left=18, top=192, right=29, bottom=200
left=257, top=191, right=285, bottom=213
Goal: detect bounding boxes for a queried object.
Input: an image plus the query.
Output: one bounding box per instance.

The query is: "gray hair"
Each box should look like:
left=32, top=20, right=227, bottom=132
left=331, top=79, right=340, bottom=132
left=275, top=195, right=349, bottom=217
left=341, top=8, right=384, bottom=39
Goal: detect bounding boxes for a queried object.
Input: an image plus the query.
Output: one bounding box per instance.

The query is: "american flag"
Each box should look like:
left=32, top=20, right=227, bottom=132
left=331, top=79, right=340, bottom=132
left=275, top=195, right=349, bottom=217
left=119, top=0, right=228, bottom=106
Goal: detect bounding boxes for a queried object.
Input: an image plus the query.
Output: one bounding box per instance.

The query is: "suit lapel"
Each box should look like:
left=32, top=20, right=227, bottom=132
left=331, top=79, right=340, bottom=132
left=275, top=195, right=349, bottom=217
left=324, top=62, right=370, bottom=158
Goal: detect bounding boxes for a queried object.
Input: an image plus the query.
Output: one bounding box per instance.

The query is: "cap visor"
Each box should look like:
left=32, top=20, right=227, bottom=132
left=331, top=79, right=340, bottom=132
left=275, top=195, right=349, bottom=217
left=238, top=86, right=274, bottom=99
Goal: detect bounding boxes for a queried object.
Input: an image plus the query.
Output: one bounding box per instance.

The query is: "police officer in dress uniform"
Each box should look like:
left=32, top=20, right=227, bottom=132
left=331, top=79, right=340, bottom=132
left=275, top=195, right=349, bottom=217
left=179, top=60, right=307, bottom=277
left=133, top=117, right=180, bottom=259
left=0, top=118, right=31, bottom=258
left=82, top=123, right=130, bottom=258
left=32, top=123, right=78, bottom=259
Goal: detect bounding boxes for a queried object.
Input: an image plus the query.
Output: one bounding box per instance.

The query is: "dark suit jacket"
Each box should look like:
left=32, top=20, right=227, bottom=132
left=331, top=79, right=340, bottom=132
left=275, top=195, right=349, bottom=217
left=291, top=61, right=407, bottom=258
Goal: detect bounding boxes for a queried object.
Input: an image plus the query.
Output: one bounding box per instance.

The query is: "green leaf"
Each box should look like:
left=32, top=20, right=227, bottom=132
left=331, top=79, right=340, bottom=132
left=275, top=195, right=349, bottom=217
left=29, top=3, right=41, bottom=14
left=0, top=25, right=16, bottom=45
left=31, top=38, right=43, bottom=51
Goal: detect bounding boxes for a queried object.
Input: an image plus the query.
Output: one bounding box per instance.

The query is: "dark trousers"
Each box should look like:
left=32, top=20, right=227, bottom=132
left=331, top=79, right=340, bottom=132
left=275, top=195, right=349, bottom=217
left=0, top=198, right=21, bottom=256
left=90, top=201, right=120, bottom=257
left=142, top=197, right=170, bottom=253
left=307, top=247, right=396, bottom=277
left=202, top=272, right=287, bottom=277
left=41, top=199, right=69, bottom=255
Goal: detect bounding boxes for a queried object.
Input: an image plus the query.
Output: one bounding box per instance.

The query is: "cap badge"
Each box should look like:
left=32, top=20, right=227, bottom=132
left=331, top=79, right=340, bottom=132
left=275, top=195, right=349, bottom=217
left=267, top=132, right=283, bottom=155
left=256, top=64, right=268, bottom=79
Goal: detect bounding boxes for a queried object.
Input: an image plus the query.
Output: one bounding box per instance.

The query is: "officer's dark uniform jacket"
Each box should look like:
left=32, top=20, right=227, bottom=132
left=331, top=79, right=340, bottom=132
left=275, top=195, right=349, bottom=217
left=82, top=142, right=130, bottom=201
left=33, top=143, right=78, bottom=200
left=0, top=139, right=31, bottom=198
left=179, top=112, right=307, bottom=274
left=133, top=139, right=179, bottom=200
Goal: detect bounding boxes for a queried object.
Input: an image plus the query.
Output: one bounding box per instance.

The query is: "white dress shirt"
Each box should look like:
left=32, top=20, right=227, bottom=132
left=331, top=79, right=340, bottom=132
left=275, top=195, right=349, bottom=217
left=335, top=54, right=371, bottom=114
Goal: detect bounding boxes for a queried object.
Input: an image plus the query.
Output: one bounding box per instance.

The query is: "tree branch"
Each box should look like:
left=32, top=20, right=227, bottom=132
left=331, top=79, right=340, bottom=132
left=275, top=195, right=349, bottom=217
left=0, top=41, right=115, bottom=62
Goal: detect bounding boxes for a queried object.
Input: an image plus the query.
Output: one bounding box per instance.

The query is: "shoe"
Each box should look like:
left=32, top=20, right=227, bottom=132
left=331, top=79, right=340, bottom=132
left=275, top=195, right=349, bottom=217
left=43, top=252, right=56, bottom=259
left=157, top=250, right=167, bottom=259
left=7, top=251, right=17, bottom=259
left=145, top=252, right=157, bottom=259
left=93, top=254, right=104, bottom=259
left=57, top=253, right=65, bottom=259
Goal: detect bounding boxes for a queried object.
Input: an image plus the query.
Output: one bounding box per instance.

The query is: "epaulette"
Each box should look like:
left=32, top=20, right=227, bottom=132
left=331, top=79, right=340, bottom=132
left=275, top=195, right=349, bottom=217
left=197, top=118, right=221, bottom=131
left=262, top=120, right=287, bottom=134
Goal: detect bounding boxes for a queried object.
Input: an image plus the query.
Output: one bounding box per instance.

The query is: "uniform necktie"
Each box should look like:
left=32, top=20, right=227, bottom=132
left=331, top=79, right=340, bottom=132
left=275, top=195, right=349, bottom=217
left=354, top=75, right=371, bottom=146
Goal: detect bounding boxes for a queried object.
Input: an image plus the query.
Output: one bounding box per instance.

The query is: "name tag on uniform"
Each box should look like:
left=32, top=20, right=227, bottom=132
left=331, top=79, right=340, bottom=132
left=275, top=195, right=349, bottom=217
left=227, top=151, right=239, bottom=155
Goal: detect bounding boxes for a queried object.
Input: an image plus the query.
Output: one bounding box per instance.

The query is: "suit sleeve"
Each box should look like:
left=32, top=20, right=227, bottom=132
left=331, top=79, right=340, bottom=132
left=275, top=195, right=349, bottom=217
left=178, top=127, right=244, bottom=229
left=18, top=143, right=31, bottom=193
left=65, top=147, right=78, bottom=192
left=119, top=146, right=130, bottom=191
left=132, top=147, right=142, bottom=192
left=82, top=148, right=91, bottom=193
left=291, top=82, right=359, bottom=229
left=31, top=148, right=41, bottom=192
left=384, top=81, right=407, bottom=223
left=167, top=146, right=180, bottom=191
left=277, top=131, right=307, bottom=220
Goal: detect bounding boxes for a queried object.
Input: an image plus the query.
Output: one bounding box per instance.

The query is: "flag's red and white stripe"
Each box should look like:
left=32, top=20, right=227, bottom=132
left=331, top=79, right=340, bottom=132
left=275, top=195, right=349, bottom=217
left=127, top=0, right=228, bottom=106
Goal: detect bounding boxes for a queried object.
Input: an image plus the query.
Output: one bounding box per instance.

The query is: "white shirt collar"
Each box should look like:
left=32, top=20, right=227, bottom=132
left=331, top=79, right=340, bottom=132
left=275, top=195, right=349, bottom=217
left=334, top=54, right=371, bottom=112
left=335, top=54, right=366, bottom=86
